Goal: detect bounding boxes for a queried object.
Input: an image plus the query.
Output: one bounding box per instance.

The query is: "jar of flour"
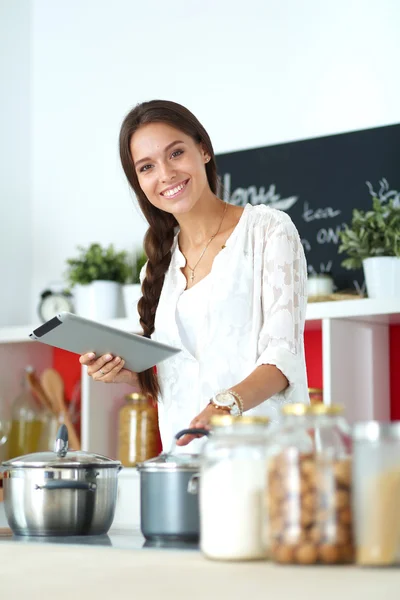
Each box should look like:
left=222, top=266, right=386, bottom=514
left=199, top=415, right=271, bottom=561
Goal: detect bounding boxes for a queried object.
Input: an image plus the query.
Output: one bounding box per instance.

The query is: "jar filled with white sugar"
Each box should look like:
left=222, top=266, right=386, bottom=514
left=199, top=415, right=270, bottom=561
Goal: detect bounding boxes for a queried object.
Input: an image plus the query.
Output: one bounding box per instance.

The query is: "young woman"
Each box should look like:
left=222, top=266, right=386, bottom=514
left=80, top=100, right=309, bottom=452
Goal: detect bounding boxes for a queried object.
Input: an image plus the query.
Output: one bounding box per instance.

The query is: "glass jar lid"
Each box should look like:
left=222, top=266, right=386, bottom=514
left=210, top=415, right=270, bottom=427
left=282, top=403, right=344, bottom=416
left=125, top=392, right=149, bottom=403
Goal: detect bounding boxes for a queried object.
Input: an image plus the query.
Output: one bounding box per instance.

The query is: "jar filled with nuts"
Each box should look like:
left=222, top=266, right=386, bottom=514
left=117, top=392, right=159, bottom=467
left=200, top=415, right=271, bottom=561
left=267, top=403, right=353, bottom=565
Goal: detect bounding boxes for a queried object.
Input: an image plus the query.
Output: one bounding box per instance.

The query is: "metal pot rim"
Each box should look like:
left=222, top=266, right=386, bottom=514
left=2, top=451, right=121, bottom=470
left=137, top=451, right=200, bottom=472
left=137, top=464, right=199, bottom=472
left=3, top=463, right=122, bottom=470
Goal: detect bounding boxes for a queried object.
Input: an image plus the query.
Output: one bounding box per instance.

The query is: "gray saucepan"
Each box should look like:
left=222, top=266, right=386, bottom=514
left=136, top=428, right=209, bottom=543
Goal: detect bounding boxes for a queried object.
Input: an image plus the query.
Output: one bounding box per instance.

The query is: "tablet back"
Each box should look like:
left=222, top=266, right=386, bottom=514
left=29, top=312, right=180, bottom=373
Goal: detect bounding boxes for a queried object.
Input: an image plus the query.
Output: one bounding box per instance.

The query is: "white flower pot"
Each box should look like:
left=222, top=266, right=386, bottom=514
left=73, top=281, right=121, bottom=320
left=122, top=283, right=142, bottom=321
left=362, top=257, right=400, bottom=299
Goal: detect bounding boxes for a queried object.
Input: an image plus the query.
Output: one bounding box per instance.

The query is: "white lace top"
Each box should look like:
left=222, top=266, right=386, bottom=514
left=144, top=203, right=310, bottom=452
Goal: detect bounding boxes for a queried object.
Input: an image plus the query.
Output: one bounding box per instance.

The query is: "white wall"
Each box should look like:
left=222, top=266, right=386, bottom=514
left=2, top=0, right=400, bottom=325
left=0, top=0, right=32, bottom=326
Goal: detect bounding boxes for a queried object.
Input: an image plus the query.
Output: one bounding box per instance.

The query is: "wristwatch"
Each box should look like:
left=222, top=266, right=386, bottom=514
left=210, top=390, right=243, bottom=417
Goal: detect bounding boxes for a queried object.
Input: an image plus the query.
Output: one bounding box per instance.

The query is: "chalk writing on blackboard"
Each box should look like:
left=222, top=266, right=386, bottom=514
left=367, top=178, right=400, bottom=206
left=222, top=173, right=298, bottom=211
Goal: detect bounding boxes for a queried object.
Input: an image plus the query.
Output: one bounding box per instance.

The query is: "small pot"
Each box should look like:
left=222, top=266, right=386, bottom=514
left=137, top=428, right=208, bottom=543
left=2, top=424, right=122, bottom=536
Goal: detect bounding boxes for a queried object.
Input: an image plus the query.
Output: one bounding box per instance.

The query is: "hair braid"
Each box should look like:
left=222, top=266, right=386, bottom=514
left=137, top=216, right=176, bottom=399
left=119, top=100, right=218, bottom=400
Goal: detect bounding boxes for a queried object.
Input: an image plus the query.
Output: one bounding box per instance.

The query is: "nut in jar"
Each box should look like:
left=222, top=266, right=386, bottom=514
left=267, top=403, right=354, bottom=565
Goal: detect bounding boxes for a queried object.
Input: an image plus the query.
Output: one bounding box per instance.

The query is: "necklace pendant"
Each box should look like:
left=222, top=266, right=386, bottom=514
left=190, top=270, right=195, bottom=282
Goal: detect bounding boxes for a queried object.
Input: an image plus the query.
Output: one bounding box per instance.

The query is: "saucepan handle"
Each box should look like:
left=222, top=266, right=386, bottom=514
left=35, top=480, right=97, bottom=491
left=187, top=473, right=200, bottom=495
left=165, top=428, right=210, bottom=456
left=175, top=428, right=210, bottom=441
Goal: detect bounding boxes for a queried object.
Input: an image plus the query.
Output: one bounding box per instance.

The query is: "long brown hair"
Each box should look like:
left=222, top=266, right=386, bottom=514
left=119, top=100, right=218, bottom=400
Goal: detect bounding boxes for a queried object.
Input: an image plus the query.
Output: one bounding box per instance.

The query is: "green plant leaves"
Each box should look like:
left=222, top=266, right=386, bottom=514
left=65, top=243, right=131, bottom=286
left=338, top=197, right=400, bottom=270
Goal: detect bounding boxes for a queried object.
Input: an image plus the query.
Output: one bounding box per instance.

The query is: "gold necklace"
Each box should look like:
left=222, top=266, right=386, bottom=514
left=185, top=203, right=228, bottom=283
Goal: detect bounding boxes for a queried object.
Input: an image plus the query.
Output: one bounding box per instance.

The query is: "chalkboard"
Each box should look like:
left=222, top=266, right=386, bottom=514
left=216, top=123, right=400, bottom=292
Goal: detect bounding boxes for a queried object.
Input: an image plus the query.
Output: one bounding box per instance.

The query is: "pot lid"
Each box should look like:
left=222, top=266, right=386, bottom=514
left=2, top=424, right=121, bottom=469
left=137, top=427, right=209, bottom=471
left=137, top=451, right=201, bottom=471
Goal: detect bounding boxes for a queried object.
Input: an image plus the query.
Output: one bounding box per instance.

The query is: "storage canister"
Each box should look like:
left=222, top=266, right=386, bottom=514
left=118, top=392, right=159, bottom=467
left=200, top=415, right=270, bottom=561
left=267, top=403, right=353, bottom=565
left=353, top=421, right=400, bottom=566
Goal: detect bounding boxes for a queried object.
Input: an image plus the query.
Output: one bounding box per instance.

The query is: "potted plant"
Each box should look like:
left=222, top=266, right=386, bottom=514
left=338, top=196, right=400, bottom=298
left=65, top=243, right=130, bottom=319
left=122, top=249, right=147, bottom=320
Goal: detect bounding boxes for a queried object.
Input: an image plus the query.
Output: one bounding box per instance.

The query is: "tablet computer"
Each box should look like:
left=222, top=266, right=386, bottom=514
left=29, top=312, right=181, bottom=373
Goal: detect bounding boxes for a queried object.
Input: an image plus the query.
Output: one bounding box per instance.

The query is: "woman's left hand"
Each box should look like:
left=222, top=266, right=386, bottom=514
left=175, top=402, right=228, bottom=446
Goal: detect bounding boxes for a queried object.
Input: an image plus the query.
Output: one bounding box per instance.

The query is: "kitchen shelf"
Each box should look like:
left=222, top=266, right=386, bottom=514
left=1, top=298, right=400, bottom=343
left=0, top=298, right=399, bottom=457
left=306, top=297, right=400, bottom=325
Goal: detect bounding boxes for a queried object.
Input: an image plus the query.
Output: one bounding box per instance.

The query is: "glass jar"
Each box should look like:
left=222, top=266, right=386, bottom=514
left=267, top=403, right=353, bottom=565
left=200, top=415, right=270, bottom=561
left=8, top=369, right=44, bottom=459
left=117, top=393, right=158, bottom=467
left=353, top=422, right=400, bottom=566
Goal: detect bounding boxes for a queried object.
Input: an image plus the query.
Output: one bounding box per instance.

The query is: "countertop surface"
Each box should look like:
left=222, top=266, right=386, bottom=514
left=0, top=528, right=399, bottom=600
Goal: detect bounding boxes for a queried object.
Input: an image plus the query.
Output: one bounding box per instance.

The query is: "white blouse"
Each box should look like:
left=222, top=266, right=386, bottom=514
left=143, top=203, right=310, bottom=453
left=176, top=275, right=213, bottom=360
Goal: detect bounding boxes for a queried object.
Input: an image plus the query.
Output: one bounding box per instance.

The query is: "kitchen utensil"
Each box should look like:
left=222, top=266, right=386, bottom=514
left=2, top=424, right=122, bottom=536
left=68, top=379, right=81, bottom=425
left=137, top=428, right=209, bottom=542
left=41, top=368, right=81, bottom=450
left=26, top=367, right=53, bottom=413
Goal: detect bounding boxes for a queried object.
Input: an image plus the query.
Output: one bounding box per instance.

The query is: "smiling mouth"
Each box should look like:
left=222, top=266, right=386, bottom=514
left=160, top=179, right=189, bottom=199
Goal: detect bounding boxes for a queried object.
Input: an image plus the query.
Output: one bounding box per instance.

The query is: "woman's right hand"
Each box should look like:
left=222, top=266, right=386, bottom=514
left=79, top=353, right=140, bottom=388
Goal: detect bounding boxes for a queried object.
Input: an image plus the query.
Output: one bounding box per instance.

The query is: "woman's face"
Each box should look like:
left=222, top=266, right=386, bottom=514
left=130, top=122, right=211, bottom=215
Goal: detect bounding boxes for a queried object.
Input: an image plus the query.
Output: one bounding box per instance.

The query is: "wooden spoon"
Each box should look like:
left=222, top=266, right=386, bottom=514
left=41, top=368, right=81, bottom=450
left=26, top=367, right=54, bottom=413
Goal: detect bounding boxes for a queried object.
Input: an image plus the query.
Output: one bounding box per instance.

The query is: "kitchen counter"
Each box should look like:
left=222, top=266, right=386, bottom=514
left=0, top=529, right=399, bottom=600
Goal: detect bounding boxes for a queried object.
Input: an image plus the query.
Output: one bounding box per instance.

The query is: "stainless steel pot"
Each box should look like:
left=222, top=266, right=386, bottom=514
left=137, top=428, right=208, bottom=542
left=2, top=424, right=122, bottom=536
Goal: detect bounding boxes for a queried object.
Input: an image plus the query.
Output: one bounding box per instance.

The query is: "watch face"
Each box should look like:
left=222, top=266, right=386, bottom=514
left=39, top=293, right=74, bottom=322
left=215, top=392, right=234, bottom=408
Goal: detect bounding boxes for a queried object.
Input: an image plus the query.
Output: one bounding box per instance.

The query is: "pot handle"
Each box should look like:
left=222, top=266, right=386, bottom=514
left=35, top=480, right=97, bottom=491
left=175, top=428, right=210, bottom=441
left=187, top=473, right=200, bottom=495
